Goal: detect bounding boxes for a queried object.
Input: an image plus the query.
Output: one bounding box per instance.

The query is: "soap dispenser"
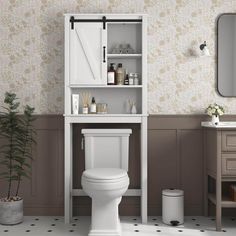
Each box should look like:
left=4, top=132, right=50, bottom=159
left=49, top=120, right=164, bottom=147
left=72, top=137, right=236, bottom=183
left=90, top=97, right=97, bottom=114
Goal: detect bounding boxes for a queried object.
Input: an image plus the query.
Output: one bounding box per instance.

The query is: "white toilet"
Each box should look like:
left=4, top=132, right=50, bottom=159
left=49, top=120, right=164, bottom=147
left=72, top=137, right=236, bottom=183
left=81, top=129, right=132, bottom=236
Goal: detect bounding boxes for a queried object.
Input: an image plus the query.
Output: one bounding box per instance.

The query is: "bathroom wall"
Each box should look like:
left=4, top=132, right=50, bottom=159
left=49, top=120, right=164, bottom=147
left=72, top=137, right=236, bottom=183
left=1, top=0, right=236, bottom=114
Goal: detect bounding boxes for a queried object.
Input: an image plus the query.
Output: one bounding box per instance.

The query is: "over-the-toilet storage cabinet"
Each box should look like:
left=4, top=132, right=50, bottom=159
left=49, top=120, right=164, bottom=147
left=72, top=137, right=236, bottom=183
left=64, top=14, right=148, bottom=223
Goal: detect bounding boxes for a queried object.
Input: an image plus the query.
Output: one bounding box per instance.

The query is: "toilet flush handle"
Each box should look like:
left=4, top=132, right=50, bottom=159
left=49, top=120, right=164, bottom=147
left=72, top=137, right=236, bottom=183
left=81, top=138, right=84, bottom=150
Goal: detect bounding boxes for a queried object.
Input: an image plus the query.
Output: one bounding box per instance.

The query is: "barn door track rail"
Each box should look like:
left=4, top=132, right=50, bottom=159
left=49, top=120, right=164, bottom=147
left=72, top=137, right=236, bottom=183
left=70, top=16, right=142, bottom=30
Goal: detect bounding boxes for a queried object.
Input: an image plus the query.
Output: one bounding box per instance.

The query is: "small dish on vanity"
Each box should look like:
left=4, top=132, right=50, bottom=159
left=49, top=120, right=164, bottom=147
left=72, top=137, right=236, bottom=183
left=201, top=121, right=236, bottom=128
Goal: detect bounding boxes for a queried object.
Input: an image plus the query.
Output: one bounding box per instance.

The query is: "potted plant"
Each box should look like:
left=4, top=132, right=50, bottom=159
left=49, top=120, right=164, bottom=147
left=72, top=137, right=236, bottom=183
left=0, top=92, right=36, bottom=225
left=206, top=103, right=225, bottom=125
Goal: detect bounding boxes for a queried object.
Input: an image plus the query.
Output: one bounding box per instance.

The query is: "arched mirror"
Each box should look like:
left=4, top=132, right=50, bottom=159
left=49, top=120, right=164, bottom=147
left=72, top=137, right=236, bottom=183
left=218, top=13, right=236, bottom=96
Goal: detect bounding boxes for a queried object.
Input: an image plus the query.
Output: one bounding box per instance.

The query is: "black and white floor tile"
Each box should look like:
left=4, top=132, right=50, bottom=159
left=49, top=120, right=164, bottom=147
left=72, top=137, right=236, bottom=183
left=0, top=216, right=235, bottom=235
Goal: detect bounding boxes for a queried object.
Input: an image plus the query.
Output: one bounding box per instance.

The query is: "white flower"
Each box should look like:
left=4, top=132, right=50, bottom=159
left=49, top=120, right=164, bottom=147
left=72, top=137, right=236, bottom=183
left=219, top=110, right=224, bottom=116
left=206, top=103, right=225, bottom=117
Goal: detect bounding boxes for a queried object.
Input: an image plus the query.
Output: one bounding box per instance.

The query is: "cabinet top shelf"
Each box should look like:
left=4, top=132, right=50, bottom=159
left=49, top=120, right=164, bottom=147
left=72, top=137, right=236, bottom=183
left=64, top=13, right=147, bottom=16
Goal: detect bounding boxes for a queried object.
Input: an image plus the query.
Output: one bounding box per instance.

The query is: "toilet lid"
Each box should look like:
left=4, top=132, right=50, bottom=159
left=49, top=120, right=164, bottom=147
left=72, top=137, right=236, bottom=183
left=83, top=168, right=127, bottom=180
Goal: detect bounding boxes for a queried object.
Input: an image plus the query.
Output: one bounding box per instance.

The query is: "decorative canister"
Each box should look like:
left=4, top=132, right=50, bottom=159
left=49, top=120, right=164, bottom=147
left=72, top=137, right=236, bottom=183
left=134, top=73, right=139, bottom=85
left=97, top=103, right=108, bottom=114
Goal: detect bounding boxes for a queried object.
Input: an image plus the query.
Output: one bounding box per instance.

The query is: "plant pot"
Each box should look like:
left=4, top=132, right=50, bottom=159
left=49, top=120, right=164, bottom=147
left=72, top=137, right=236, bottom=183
left=0, top=198, right=23, bottom=225
left=211, top=115, right=220, bottom=125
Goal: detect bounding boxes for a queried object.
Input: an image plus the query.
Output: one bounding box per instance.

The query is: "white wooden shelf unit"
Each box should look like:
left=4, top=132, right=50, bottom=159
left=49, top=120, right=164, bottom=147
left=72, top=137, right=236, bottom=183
left=64, top=13, right=148, bottom=224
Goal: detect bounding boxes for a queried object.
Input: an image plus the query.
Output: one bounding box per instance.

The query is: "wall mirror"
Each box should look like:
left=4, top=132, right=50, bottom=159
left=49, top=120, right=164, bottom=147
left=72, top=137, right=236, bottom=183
left=218, top=13, right=236, bottom=96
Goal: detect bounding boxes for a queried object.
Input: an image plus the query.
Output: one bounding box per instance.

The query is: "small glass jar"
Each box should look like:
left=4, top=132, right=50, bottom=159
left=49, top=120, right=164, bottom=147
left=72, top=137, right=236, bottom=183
left=134, top=73, right=139, bottom=85
left=129, top=73, right=134, bottom=85
left=82, top=105, right=89, bottom=114
left=97, top=103, right=108, bottom=114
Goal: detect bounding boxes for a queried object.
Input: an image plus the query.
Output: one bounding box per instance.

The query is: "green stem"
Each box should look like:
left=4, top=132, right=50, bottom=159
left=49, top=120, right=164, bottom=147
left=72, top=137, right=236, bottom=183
left=15, top=121, right=29, bottom=197
left=7, top=125, right=13, bottom=199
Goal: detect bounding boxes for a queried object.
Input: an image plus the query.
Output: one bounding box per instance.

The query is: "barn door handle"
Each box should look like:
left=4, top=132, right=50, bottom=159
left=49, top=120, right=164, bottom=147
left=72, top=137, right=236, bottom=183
left=103, top=46, right=106, bottom=63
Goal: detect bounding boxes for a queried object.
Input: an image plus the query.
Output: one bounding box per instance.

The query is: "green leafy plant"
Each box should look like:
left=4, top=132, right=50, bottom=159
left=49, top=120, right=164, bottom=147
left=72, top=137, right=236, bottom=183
left=0, top=92, right=36, bottom=201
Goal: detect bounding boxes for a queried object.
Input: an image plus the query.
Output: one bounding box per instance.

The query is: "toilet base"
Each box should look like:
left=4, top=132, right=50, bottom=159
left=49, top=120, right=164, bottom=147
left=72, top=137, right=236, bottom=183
left=89, top=229, right=121, bottom=236
left=89, top=197, right=122, bottom=236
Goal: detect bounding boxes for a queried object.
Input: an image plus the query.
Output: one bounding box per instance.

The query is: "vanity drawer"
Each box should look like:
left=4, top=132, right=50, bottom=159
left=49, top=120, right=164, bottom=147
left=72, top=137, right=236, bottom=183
left=222, top=131, right=236, bottom=152
left=222, top=154, right=236, bottom=176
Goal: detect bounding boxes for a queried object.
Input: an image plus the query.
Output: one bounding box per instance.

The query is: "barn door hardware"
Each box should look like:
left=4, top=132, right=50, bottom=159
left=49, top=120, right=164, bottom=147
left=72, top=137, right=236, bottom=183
left=70, top=16, right=142, bottom=30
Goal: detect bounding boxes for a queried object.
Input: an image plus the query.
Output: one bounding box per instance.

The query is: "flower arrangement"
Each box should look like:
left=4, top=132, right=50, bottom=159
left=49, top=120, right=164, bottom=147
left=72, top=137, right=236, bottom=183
left=206, top=103, right=225, bottom=117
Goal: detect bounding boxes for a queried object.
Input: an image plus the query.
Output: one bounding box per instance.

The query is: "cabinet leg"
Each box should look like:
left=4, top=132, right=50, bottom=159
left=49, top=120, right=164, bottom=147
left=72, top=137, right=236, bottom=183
left=141, top=118, right=148, bottom=224
left=204, top=199, right=208, bottom=217
left=216, top=192, right=222, bottom=231
left=216, top=207, right=222, bottom=231
left=204, top=176, right=208, bottom=217
left=215, top=131, right=222, bottom=231
left=215, top=187, right=222, bottom=231
left=215, top=181, right=222, bottom=231
left=64, top=122, right=73, bottom=224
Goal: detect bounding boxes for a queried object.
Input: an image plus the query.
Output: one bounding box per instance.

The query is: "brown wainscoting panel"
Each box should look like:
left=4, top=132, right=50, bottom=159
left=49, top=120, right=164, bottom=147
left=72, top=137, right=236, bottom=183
left=148, top=115, right=206, bottom=216
left=148, top=129, right=178, bottom=215
left=0, top=115, right=64, bottom=216
left=4, top=114, right=236, bottom=216
left=180, top=129, right=203, bottom=215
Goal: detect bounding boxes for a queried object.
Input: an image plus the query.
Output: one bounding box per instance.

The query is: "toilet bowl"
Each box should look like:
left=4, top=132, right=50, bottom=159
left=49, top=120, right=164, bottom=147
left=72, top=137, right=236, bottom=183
left=82, top=168, right=129, bottom=236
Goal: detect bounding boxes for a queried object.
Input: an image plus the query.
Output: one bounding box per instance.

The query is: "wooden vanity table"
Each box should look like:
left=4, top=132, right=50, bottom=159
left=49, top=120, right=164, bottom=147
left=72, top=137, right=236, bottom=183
left=202, top=122, right=236, bottom=231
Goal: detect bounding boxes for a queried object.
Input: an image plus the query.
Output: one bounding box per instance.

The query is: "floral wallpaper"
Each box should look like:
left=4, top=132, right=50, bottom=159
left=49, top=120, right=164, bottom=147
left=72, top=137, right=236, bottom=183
left=0, top=0, right=236, bottom=114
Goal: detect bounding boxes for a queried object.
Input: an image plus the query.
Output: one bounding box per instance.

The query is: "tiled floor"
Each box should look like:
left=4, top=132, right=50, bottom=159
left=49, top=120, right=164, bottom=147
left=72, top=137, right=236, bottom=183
left=0, top=216, right=235, bottom=236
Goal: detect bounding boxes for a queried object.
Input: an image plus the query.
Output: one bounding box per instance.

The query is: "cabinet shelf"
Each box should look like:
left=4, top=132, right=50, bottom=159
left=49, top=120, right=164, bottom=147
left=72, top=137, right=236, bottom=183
left=208, top=193, right=236, bottom=208
left=69, top=85, right=142, bottom=88
left=107, top=54, right=142, bottom=58
left=64, top=113, right=148, bottom=124
left=64, top=114, right=146, bottom=117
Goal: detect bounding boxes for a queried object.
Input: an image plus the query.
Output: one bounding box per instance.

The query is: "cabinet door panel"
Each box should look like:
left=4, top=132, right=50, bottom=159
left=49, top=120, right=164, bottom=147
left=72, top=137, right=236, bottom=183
left=70, top=23, right=106, bottom=85
left=222, top=131, right=236, bottom=151
left=222, top=154, right=236, bottom=176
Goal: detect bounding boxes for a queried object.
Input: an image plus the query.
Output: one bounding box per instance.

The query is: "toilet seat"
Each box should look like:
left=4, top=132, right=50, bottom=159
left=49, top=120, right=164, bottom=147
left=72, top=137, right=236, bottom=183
left=82, top=168, right=129, bottom=191
left=82, top=168, right=128, bottom=183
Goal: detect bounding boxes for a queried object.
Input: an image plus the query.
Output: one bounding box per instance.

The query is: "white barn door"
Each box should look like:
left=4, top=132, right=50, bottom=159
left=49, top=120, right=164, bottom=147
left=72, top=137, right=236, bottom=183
left=69, top=23, right=107, bottom=85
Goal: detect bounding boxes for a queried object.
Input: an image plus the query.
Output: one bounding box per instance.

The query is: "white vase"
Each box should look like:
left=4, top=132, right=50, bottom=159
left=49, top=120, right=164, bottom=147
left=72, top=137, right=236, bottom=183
left=211, top=115, right=219, bottom=125
left=131, top=104, right=137, bottom=114
left=0, top=198, right=23, bottom=225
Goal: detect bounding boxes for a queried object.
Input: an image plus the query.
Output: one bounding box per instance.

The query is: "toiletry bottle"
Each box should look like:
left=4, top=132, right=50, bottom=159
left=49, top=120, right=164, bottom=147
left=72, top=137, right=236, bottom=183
left=90, top=97, right=97, bottom=114
left=124, top=69, right=129, bottom=85
left=116, top=63, right=124, bottom=85
left=107, top=63, right=116, bottom=85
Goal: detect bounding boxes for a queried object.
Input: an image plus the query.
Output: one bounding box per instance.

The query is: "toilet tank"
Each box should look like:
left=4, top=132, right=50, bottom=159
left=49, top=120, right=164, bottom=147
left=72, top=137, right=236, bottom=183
left=82, top=129, right=132, bottom=171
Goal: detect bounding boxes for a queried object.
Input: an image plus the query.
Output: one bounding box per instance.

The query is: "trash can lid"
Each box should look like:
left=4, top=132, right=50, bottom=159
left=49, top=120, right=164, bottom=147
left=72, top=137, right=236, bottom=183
left=162, top=189, right=184, bottom=197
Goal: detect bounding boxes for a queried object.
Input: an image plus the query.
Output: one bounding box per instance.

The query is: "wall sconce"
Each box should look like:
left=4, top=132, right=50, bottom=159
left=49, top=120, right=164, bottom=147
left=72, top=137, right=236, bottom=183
left=199, top=41, right=210, bottom=56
